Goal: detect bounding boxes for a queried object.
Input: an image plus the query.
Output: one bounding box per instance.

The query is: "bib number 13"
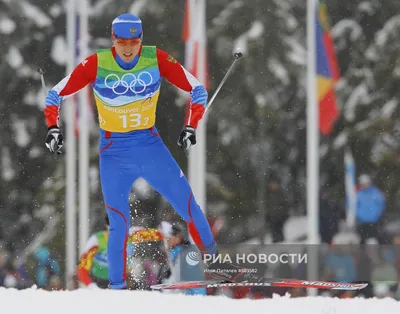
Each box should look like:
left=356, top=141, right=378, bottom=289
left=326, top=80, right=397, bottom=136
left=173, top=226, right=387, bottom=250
left=119, top=113, right=149, bottom=128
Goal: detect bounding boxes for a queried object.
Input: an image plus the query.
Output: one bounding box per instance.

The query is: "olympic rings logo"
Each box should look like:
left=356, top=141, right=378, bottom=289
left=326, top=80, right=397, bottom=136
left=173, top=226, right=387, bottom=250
left=104, top=72, right=153, bottom=95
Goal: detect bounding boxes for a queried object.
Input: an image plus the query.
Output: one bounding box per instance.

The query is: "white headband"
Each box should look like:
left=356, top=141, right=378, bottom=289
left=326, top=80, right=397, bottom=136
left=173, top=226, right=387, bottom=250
left=112, top=18, right=142, bottom=25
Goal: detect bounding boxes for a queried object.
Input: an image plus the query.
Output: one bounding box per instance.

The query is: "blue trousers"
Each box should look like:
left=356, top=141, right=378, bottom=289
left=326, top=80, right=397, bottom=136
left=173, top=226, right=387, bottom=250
left=99, top=127, right=216, bottom=289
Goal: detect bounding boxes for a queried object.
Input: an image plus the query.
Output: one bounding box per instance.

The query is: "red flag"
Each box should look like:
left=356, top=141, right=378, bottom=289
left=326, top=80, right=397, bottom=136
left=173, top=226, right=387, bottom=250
left=316, top=0, right=340, bottom=135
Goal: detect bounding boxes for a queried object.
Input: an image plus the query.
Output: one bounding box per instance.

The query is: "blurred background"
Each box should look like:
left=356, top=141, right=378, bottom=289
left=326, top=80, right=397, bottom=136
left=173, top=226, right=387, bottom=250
left=1, top=0, right=400, bottom=300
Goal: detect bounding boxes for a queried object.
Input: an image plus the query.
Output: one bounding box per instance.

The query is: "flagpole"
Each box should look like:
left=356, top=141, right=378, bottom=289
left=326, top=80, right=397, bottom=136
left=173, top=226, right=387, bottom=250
left=307, top=0, right=319, bottom=296
left=65, top=0, right=77, bottom=290
left=188, top=0, right=207, bottom=214
left=78, top=0, right=90, bottom=256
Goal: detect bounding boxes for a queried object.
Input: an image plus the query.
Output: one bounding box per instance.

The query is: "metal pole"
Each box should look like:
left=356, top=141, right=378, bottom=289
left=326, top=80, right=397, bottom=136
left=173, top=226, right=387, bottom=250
left=307, top=0, right=319, bottom=296
left=78, top=0, right=90, bottom=256
left=188, top=0, right=207, bottom=213
left=65, top=0, right=77, bottom=290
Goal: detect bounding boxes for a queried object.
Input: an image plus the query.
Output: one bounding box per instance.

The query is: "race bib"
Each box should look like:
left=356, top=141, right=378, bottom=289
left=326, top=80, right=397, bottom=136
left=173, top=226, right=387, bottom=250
left=95, top=89, right=160, bottom=132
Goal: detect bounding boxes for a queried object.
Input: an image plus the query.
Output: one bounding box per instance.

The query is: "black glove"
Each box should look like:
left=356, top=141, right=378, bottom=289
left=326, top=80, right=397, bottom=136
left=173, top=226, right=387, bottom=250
left=45, top=126, right=63, bottom=154
left=177, top=126, right=196, bottom=151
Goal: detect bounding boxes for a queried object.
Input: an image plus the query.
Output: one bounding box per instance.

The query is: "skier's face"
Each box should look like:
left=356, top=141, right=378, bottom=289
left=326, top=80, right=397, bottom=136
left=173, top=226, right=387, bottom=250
left=114, top=38, right=141, bottom=62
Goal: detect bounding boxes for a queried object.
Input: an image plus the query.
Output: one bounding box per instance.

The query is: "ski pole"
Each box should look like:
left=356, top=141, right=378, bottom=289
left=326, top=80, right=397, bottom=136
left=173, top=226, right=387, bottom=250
left=205, top=51, right=243, bottom=114
left=182, top=52, right=243, bottom=155
left=37, top=68, right=47, bottom=94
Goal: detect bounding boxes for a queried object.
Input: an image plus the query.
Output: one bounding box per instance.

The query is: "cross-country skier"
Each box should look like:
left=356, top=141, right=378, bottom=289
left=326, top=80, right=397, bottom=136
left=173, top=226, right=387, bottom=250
left=44, top=13, right=224, bottom=289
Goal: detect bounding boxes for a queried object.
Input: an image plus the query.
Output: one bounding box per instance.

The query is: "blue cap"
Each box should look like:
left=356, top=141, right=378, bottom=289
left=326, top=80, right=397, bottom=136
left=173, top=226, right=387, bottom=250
left=112, top=13, right=143, bottom=40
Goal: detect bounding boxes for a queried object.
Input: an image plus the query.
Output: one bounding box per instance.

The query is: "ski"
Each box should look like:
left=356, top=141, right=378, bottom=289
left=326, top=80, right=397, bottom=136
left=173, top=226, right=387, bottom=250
left=150, top=278, right=368, bottom=291
left=151, top=261, right=368, bottom=291
left=151, top=280, right=226, bottom=290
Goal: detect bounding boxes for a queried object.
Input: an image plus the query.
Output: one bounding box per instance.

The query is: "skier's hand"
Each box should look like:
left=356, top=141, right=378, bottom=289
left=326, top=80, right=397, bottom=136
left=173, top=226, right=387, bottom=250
left=45, top=126, right=63, bottom=155
left=177, top=126, right=196, bottom=151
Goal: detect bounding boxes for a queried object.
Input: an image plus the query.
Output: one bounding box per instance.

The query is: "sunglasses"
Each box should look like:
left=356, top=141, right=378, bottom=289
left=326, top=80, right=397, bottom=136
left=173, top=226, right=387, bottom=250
left=115, top=38, right=141, bottom=46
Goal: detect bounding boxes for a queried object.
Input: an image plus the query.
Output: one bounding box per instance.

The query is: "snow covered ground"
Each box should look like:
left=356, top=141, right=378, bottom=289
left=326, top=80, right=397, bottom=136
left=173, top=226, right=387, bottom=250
left=1, top=287, right=400, bottom=314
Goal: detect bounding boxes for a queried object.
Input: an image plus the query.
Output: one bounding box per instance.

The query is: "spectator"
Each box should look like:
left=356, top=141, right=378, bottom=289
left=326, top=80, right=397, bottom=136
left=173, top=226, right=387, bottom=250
left=355, top=174, right=386, bottom=244
left=264, top=176, right=289, bottom=243
left=32, top=246, right=61, bottom=289
left=2, top=261, right=18, bottom=288
left=371, top=249, right=398, bottom=287
left=354, top=243, right=374, bottom=298
left=319, top=189, right=343, bottom=244
left=46, top=275, right=63, bottom=291
left=390, top=234, right=400, bottom=266
left=323, top=244, right=356, bottom=284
